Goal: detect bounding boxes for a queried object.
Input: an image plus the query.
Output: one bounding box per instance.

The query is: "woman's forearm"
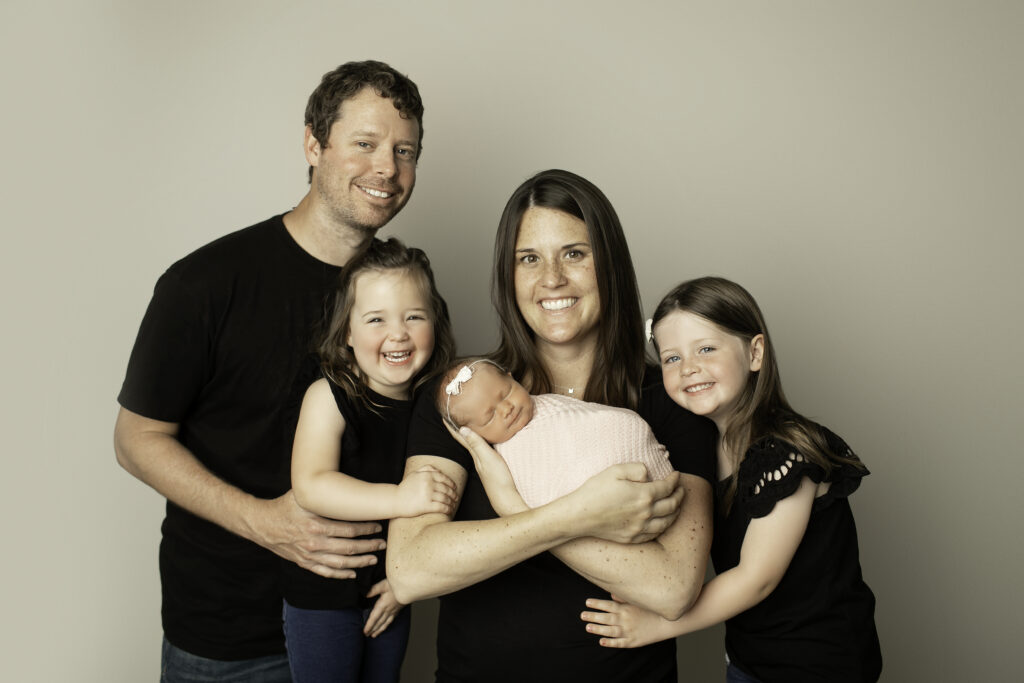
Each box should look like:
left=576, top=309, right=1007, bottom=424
left=386, top=487, right=613, bottom=601
left=387, top=456, right=594, bottom=603
left=551, top=474, right=712, bottom=620
left=387, top=455, right=686, bottom=603
left=387, top=506, right=578, bottom=602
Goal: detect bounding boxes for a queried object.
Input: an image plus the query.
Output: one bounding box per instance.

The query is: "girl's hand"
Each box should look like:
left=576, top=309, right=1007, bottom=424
left=567, top=464, right=684, bottom=544
left=363, top=579, right=404, bottom=638
left=581, top=595, right=674, bottom=648
left=450, top=424, right=528, bottom=515
left=395, top=465, right=457, bottom=517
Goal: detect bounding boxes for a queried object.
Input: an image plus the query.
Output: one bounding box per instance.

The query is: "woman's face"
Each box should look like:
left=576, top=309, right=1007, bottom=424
left=513, top=207, right=601, bottom=349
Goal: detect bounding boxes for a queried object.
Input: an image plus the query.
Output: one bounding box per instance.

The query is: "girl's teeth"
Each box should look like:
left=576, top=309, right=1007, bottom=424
left=686, top=383, right=713, bottom=393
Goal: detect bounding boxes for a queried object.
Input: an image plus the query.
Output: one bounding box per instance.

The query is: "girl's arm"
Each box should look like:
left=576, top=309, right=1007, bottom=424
left=456, top=426, right=709, bottom=620
left=386, top=454, right=685, bottom=605
left=291, top=379, right=456, bottom=521
left=581, top=475, right=818, bottom=647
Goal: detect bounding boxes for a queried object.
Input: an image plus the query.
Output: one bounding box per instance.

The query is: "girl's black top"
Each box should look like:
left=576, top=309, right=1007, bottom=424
left=281, top=380, right=412, bottom=610
left=712, top=427, right=882, bottom=682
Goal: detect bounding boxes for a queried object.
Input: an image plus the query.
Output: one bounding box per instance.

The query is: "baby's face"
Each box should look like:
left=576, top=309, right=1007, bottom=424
left=453, top=365, right=534, bottom=444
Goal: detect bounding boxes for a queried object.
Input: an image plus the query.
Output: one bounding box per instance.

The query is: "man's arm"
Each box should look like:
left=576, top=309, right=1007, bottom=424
left=113, top=406, right=384, bottom=578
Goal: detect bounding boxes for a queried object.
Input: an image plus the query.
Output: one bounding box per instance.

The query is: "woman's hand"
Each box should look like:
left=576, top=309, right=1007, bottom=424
left=448, top=423, right=528, bottom=516
left=395, top=465, right=457, bottom=517
left=363, top=579, right=404, bottom=638
left=581, top=595, right=675, bottom=648
left=565, top=464, right=685, bottom=544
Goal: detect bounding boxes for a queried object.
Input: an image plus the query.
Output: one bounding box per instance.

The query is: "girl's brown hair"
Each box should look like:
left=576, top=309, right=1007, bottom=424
left=651, top=276, right=864, bottom=511
left=319, top=237, right=455, bottom=408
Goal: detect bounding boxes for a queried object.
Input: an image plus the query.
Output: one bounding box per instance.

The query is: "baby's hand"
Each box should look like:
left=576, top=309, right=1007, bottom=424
left=396, top=465, right=457, bottom=517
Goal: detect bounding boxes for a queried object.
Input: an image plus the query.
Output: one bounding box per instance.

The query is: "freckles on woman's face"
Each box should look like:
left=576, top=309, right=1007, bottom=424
left=512, top=207, right=601, bottom=348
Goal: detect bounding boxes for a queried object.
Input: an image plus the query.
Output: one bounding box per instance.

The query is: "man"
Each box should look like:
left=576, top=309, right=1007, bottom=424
left=114, top=60, right=424, bottom=682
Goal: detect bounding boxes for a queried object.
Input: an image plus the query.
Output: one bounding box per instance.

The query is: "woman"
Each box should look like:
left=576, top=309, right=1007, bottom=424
left=388, top=169, right=717, bottom=682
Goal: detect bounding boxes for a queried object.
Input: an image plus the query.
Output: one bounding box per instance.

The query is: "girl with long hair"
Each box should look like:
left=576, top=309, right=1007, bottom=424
left=282, top=237, right=457, bottom=683
left=582, top=276, right=881, bottom=683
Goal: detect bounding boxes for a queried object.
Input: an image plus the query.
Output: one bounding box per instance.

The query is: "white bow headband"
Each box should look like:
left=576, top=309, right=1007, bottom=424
left=444, top=359, right=504, bottom=427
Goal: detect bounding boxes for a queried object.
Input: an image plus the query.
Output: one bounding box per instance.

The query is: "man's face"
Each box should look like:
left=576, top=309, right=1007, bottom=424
left=307, top=87, right=420, bottom=233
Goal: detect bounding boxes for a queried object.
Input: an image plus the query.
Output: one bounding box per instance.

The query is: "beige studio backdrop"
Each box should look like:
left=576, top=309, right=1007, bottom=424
left=1, top=1, right=1020, bottom=680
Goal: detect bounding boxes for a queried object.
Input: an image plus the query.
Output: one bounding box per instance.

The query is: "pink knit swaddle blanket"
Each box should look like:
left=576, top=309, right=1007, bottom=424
left=494, top=394, right=674, bottom=508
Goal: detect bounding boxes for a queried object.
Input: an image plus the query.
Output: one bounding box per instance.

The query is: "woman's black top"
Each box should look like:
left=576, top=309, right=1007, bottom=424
left=406, top=369, right=717, bottom=683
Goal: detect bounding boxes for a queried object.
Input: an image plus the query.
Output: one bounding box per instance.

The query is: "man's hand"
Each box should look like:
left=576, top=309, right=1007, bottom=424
left=252, top=491, right=386, bottom=579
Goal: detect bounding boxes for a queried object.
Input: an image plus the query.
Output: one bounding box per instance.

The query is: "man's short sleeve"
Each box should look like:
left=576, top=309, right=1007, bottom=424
left=117, top=268, right=211, bottom=423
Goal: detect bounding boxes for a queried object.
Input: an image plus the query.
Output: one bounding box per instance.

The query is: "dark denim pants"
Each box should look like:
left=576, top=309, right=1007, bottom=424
left=726, top=662, right=764, bottom=683
left=161, top=637, right=292, bottom=683
left=283, top=601, right=411, bottom=683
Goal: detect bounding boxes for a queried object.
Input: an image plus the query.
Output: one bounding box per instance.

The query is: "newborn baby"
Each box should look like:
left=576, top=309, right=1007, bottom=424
left=439, top=358, right=674, bottom=508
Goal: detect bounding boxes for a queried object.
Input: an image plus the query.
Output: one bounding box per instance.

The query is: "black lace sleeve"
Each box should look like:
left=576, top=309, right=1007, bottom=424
left=739, top=428, right=870, bottom=519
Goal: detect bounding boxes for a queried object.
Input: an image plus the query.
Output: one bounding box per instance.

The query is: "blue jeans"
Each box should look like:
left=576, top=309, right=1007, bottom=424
left=726, top=662, right=763, bottom=683
left=283, top=601, right=411, bottom=683
left=161, top=637, right=292, bottom=683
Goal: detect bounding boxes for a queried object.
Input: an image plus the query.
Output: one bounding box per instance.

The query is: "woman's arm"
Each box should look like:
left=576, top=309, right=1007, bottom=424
left=386, top=454, right=685, bottom=605
left=581, top=475, right=818, bottom=647
left=553, top=473, right=712, bottom=620
left=456, top=425, right=706, bottom=619
left=291, top=380, right=456, bottom=521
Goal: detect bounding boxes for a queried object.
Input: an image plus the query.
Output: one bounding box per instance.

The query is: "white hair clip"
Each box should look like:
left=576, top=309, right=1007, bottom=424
left=645, top=318, right=654, bottom=343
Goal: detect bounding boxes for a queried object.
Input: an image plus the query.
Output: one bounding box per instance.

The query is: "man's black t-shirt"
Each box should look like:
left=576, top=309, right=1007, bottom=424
left=118, top=214, right=341, bottom=660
